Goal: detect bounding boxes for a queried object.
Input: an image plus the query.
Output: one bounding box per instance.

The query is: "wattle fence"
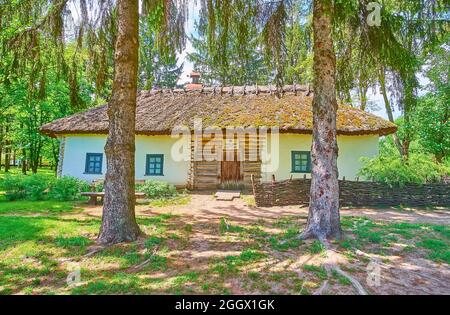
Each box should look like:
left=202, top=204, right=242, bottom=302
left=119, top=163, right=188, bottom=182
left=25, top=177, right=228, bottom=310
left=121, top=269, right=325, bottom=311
left=250, top=176, right=450, bottom=208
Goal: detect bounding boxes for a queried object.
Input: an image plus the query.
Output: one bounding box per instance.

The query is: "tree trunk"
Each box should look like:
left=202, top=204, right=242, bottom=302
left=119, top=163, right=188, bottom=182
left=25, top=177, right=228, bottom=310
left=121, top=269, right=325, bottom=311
left=378, top=66, right=403, bottom=155
left=4, top=145, right=10, bottom=172
left=301, top=0, right=341, bottom=241
left=22, top=149, right=27, bottom=175
left=0, top=124, right=2, bottom=171
left=358, top=81, right=368, bottom=111
left=98, top=0, right=141, bottom=245
left=4, top=125, right=10, bottom=173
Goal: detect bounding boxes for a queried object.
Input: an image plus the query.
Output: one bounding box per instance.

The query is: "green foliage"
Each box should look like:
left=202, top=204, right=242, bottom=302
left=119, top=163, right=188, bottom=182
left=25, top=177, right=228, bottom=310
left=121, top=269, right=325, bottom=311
left=48, top=176, right=89, bottom=201
left=1, top=174, right=52, bottom=201
left=359, top=153, right=449, bottom=186
left=1, top=175, right=27, bottom=201
left=414, top=95, right=449, bottom=163
left=0, top=174, right=88, bottom=201
left=93, top=182, right=104, bottom=192
left=412, top=42, right=449, bottom=163
left=137, top=180, right=178, bottom=199
left=139, top=15, right=183, bottom=89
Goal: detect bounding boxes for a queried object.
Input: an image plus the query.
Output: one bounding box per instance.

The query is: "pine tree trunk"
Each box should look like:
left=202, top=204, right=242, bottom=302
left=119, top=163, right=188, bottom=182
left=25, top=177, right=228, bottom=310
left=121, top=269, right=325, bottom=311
left=378, top=66, right=403, bottom=156
left=301, top=0, right=341, bottom=241
left=98, top=0, right=141, bottom=244
left=359, top=82, right=368, bottom=111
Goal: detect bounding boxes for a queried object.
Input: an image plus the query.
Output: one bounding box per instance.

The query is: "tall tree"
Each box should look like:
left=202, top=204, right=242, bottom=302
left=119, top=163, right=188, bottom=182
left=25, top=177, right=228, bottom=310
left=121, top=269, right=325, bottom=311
left=98, top=0, right=141, bottom=244
left=301, top=0, right=341, bottom=240
left=139, top=16, right=183, bottom=89
left=189, top=1, right=270, bottom=85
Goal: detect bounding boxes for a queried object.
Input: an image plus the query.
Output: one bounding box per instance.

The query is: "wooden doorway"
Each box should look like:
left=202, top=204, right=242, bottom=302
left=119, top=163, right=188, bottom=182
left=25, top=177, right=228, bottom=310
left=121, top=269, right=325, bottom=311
left=221, top=160, right=242, bottom=182
left=221, top=140, right=243, bottom=183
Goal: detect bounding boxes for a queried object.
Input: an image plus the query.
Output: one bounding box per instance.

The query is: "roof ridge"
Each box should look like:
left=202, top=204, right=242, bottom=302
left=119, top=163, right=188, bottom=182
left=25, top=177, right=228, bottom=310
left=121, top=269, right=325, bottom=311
left=139, top=84, right=313, bottom=97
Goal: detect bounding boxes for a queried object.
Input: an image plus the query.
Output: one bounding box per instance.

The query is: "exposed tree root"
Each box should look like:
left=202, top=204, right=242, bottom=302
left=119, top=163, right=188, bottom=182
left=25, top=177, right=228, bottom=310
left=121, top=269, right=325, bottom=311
left=313, top=280, right=329, bottom=295
left=354, top=249, right=449, bottom=289
left=330, top=265, right=368, bottom=295
left=129, top=245, right=160, bottom=272
left=83, top=245, right=110, bottom=258
left=321, top=242, right=368, bottom=295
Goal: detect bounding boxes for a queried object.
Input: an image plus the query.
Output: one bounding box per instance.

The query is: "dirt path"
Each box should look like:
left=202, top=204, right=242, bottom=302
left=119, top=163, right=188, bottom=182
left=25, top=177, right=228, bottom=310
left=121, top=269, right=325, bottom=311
left=131, top=193, right=449, bottom=226
left=72, top=193, right=449, bottom=295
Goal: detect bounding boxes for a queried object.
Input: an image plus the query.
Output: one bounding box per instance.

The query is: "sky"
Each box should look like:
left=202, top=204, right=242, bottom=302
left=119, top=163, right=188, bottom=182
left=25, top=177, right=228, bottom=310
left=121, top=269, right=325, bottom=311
left=176, top=1, right=200, bottom=86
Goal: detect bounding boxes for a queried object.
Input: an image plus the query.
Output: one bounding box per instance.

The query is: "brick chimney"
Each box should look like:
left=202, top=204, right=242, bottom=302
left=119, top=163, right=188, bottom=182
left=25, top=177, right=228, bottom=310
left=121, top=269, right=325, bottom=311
left=185, top=71, right=203, bottom=90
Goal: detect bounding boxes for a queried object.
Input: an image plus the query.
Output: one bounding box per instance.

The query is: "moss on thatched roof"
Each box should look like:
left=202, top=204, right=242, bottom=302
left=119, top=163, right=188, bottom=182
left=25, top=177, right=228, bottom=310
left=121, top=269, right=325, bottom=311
left=40, top=85, right=397, bottom=137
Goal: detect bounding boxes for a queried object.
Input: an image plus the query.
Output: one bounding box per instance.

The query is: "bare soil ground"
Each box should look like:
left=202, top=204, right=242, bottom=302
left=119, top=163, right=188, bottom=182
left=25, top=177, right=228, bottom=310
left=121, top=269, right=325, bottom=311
left=75, top=192, right=450, bottom=295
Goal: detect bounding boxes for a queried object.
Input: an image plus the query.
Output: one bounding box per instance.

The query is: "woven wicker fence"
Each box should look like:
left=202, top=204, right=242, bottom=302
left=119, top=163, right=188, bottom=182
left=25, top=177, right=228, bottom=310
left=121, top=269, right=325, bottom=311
left=251, top=177, right=450, bottom=208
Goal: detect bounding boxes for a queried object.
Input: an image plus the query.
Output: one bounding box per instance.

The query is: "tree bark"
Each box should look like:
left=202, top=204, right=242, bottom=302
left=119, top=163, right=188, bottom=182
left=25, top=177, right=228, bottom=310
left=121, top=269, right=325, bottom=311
left=4, top=125, right=10, bottom=173
left=98, top=0, right=141, bottom=245
left=0, top=125, right=3, bottom=171
left=22, top=149, right=27, bottom=175
left=301, top=0, right=341, bottom=241
left=358, top=82, right=368, bottom=111
left=378, top=66, right=403, bottom=156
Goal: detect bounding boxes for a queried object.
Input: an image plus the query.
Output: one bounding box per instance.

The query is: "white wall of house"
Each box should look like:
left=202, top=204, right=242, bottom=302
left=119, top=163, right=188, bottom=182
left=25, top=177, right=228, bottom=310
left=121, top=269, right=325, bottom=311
left=61, top=134, right=190, bottom=185
left=60, top=133, right=378, bottom=186
left=260, top=133, right=379, bottom=182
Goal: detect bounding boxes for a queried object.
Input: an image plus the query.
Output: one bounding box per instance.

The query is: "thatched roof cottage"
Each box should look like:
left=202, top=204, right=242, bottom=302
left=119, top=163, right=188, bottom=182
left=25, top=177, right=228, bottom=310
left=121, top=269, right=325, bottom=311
left=41, top=83, right=396, bottom=189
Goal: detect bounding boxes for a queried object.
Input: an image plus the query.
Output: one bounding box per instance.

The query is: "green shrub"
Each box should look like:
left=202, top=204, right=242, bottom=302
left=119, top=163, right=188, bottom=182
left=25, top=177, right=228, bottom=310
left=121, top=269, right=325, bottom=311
left=137, top=180, right=178, bottom=199
left=1, top=175, right=27, bottom=201
left=93, top=182, right=104, bottom=192
left=23, top=174, right=53, bottom=200
left=1, top=174, right=52, bottom=201
left=359, top=153, right=449, bottom=187
left=48, top=176, right=89, bottom=201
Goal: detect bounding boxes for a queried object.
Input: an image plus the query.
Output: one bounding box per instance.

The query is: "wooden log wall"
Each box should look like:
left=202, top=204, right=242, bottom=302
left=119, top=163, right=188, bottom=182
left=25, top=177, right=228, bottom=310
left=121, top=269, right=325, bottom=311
left=188, top=132, right=265, bottom=190
left=252, top=178, right=450, bottom=208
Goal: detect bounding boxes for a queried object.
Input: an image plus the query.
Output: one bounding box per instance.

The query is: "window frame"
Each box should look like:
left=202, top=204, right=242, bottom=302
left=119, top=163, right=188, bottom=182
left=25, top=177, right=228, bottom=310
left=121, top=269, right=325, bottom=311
left=145, top=154, right=164, bottom=176
left=84, top=153, right=103, bottom=174
left=291, top=151, right=311, bottom=173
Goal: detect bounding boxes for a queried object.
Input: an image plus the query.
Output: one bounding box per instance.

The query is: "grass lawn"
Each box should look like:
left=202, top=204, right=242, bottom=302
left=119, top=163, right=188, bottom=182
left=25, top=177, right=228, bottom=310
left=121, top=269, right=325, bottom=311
left=0, top=168, right=448, bottom=295
left=0, top=197, right=79, bottom=214
left=0, top=195, right=448, bottom=295
left=0, top=166, right=55, bottom=180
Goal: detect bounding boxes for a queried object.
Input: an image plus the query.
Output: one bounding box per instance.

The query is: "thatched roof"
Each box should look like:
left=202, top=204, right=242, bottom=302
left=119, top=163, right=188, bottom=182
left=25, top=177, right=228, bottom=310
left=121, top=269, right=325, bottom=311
left=40, top=85, right=397, bottom=137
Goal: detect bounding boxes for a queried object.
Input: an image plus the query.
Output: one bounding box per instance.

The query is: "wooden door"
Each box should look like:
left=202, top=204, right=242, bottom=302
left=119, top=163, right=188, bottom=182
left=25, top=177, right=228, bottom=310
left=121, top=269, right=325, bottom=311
left=221, top=160, right=241, bottom=182
left=221, top=147, right=243, bottom=182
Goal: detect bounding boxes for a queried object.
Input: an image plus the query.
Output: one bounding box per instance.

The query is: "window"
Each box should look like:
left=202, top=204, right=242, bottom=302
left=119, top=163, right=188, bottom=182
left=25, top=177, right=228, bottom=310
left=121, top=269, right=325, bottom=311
left=146, top=154, right=164, bottom=176
left=291, top=151, right=311, bottom=173
left=85, top=153, right=103, bottom=174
